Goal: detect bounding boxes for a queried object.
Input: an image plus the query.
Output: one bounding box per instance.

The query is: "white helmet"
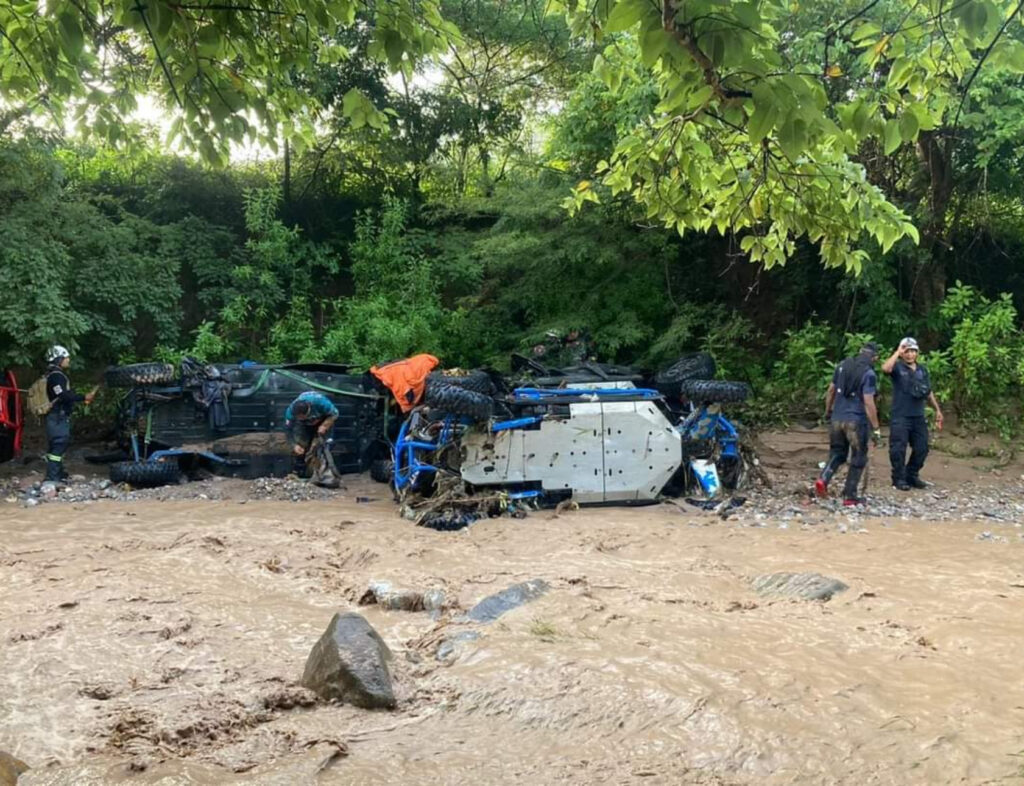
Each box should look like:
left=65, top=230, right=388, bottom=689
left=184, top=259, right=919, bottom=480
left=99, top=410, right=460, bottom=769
left=46, top=345, right=70, bottom=363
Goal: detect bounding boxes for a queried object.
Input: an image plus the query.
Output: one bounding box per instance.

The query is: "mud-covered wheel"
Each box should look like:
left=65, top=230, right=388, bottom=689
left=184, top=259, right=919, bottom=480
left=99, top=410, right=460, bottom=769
left=679, top=379, right=750, bottom=404
left=104, top=363, right=176, bottom=389
left=109, top=460, right=181, bottom=487
left=654, top=353, right=717, bottom=397
left=428, top=370, right=497, bottom=396
left=423, top=378, right=493, bottom=421
left=369, top=458, right=394, bottom=484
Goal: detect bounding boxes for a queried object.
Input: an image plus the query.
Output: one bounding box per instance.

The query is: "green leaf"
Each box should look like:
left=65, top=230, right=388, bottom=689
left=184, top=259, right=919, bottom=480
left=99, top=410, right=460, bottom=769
left=342, top=87, right=367, bottom=116
left=850, top=100, right=869, bottom=138
left=851, top=22, right=881, bottom=42
left=383, top=30, right=404, bottom=69
left=58, top=12, right=84, bottom=60
left=748, top=88, right=778, bottom=144
left=883, top=118, right=901, bottom=155
left=965, top=1, right=990, bottom=38
left=777, top=116, right=807, bottom=160
left=639, top=28, right=671, bottom=67
left=910, top=103, right=935, bottom=131
left=733, top=2, right=760, bottom=29
left=148, top=1, right=173, bottom=40
left=899, top=110, right=919, bottom=142
left=708, top=33, right=725, bottom=66
left=887, top=57, right=913, bottom=89
left=686, top=84, right=714, bottom=110
left=604, top=0, right=648, bottom=33
left=995, top=40, right=1024, bottom=73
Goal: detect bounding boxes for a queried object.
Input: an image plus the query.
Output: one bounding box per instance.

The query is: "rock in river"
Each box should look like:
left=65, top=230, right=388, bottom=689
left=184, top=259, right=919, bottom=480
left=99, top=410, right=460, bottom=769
left=359, top=580, right=446, bottom=612
left=468, top=579, right=549, bottom=623
left=0, top=750, right=28, bottom=786
left=301, top=613, right=396, bottom=709
left=751, top=572, right=849, bottom=601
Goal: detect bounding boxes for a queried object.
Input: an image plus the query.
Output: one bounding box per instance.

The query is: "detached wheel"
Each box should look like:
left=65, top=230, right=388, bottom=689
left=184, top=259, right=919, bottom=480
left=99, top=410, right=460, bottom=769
left=369, top=458, right=394, bottom=484
left=678, top=379, right=750, bottom=404
left=654, top=353, right=717, bottom=397
left=105, top=363, right=176, bottom=389
left=423, top=378, right=493, bottom=421
left=109, top=460, right=181, bottom=487
left=428, top=370, right=497, bottom=396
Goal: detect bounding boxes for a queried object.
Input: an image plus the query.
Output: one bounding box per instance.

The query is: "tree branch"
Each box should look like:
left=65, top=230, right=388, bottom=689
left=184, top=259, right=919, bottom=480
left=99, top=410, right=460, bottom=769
left=952, top=0, right=1024, bottom=130
left=661, top=1, right=749, bottom=104
left=132, top=2, right=184, bottom=109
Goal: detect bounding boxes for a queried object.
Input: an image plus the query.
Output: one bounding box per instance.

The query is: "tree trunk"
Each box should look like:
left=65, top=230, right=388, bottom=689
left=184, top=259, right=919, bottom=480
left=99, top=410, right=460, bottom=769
left=283, top=138, right=292, bottom=206
left=910, top=130, right=953, bottom=317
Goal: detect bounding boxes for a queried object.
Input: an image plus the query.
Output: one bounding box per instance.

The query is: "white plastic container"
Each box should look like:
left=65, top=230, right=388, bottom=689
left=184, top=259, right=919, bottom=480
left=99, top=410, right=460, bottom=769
left=690, top=459, right=721, bottom=498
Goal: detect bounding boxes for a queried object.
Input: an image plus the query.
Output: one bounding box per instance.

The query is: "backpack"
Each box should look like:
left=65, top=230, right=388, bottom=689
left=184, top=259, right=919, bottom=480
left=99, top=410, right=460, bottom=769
left=27, top=375, right=53, bottom=416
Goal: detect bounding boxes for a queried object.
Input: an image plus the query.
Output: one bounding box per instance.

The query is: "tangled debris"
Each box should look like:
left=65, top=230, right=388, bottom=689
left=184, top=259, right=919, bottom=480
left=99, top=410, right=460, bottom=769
left=398, top=471, right=534, bottom=532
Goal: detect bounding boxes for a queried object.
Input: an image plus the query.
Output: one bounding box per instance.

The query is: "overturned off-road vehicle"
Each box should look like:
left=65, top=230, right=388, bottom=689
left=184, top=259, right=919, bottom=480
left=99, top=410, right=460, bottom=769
left=101, top=360, right=391, bottom=486
left=385, top=354, right=767, bottom=523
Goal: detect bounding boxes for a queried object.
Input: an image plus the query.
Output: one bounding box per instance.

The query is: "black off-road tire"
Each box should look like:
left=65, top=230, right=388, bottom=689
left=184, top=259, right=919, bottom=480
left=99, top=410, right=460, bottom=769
left=428, top=370, right=497, bottom=397
left=419, top=511, right=480, bottom=532
left=109, top=459, right=182, bottom=487
left=369, top=458, right=394, bottom=484
left=678, top=379, right=750, bottom=404
left=654, top=353, right=717, bottom=397
left=423, top=378, right=493, bottom=421
left=105, top=363, right=176, bottom=389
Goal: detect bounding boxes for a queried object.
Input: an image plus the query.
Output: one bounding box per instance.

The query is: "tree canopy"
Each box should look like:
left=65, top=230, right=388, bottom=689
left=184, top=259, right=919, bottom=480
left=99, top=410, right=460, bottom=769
left=559, top=0, right=1024, bottom=273
left=4, top=0, right=1024, bottom=430
left=0, top=0, right=454, bottom=162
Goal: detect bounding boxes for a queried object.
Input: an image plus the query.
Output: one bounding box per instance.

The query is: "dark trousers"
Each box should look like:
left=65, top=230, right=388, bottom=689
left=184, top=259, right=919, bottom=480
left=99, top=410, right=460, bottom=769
left=820, top=419, right=869, bottom=499
left=45, top=411, right=71, bottom=481
left=291, top=423, right=318, bottom=475
left=889, top=416, right=929, bottom=483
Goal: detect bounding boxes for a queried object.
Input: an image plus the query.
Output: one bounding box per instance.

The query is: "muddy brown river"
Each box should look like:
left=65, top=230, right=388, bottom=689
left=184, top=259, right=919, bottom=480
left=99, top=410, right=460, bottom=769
left=3, top=470, right=1024, bottom=784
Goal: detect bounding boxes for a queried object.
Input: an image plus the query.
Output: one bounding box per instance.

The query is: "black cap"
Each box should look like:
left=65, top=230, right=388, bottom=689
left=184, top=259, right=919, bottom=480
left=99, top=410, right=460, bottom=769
left=861, top=341, right=880, bottom=356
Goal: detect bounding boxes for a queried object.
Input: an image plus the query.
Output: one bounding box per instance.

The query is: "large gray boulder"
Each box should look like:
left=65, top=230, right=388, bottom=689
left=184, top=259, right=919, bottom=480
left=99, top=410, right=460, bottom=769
left=0, top=750, right=28, bottom=786
left=301, top=613, right=396, bottom=709
left=751, top=572, right=848, bottom=601
left=468, top=579, right=549, bottom=623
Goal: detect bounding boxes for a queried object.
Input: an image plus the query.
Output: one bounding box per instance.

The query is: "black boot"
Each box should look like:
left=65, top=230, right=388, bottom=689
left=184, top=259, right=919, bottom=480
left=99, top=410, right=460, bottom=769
left=45, top=458, right=63, bottom=482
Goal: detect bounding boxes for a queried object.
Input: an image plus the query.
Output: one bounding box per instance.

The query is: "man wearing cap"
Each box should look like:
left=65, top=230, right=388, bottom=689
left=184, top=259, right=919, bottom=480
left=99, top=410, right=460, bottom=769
left=881, top=338, right=943, bottom=490
left=815, top=342, right=883, bottom=506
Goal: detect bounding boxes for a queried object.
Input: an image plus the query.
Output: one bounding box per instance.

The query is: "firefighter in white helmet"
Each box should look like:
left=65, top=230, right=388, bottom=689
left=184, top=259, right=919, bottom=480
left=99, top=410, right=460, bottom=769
left=43, top=345, right=96, bottom=482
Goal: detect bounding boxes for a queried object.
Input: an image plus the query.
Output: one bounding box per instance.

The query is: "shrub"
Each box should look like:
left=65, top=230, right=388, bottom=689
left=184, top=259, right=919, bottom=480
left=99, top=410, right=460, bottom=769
left=931, top=282, right=1023, bottom=433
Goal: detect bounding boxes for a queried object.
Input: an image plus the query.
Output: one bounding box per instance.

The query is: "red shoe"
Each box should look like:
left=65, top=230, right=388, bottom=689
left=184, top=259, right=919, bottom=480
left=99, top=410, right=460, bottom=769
left=814, top=478, right=828, bottom=498
left=843, top=497, right=866, bottom=507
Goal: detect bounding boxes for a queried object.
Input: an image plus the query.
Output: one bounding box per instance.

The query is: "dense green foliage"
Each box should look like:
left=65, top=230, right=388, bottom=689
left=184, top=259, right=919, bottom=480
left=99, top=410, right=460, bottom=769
left=0, top=0, right=451, bottom=162
left=4, top=1, right=1024, bottom=434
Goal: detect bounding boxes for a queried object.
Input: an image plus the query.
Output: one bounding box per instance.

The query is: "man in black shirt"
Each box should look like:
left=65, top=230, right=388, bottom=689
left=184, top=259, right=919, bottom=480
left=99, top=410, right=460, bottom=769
left=881, top=338, right=944, bottom=491
left=815, top=342, right=883, bottom=506
left=43, top=345, right=96, bottom=482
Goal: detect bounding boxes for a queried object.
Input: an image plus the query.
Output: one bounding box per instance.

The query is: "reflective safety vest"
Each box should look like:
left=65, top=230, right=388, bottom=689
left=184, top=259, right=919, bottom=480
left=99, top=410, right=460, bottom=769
left=370, top=354, right=440, bottom=412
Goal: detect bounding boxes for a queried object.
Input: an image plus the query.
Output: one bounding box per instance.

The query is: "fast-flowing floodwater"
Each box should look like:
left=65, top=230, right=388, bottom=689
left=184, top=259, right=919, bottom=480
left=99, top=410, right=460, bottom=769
left=2, top=486, right=1024, bottom=784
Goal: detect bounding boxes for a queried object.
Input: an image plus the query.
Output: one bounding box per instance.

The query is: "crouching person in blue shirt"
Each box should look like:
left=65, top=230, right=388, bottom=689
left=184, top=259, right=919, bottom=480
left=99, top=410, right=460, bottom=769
left=881, top=337, right=944, bottom=491
left=283, top=392, right=338, bottom=477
